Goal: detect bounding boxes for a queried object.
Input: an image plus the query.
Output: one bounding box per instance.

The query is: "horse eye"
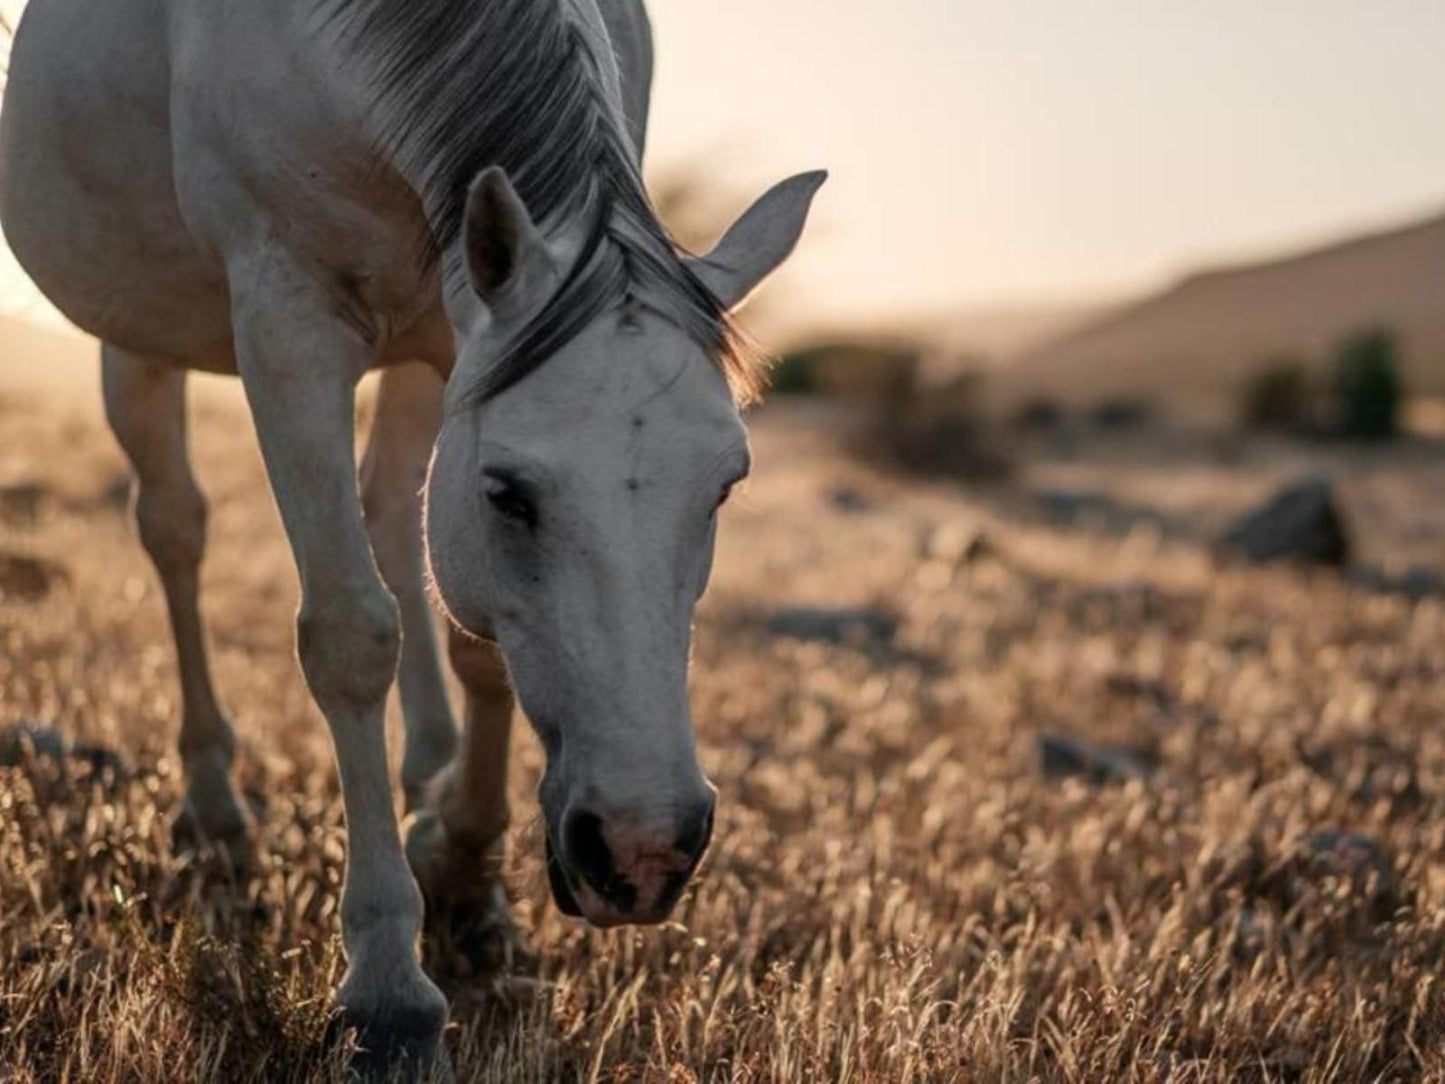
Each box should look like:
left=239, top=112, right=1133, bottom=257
left=485, top=480, right=537, bottom=528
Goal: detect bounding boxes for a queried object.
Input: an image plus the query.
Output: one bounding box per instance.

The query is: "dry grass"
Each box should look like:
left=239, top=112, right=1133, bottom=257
left=2, top=385, right=1444, bottom=1082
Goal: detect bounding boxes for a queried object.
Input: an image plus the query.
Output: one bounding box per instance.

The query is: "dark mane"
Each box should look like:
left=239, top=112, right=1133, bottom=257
left=323, top=0, right=761, bottom=404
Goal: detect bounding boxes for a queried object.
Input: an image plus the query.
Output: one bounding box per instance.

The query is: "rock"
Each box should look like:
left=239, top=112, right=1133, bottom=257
left=1346, top=563, right=1445, bottom=602
left=0, top=482, right=49, bottom=526
left=1275, top=831, right=1399, bottom=924
left=0, top=551, right=67, bottom=602
left=764, top=606, right=898, bottom=647
left=0, top=722, right=127, bottom=777
left=1299, top=831, right=1394, bottom=894
left=0, top=723, right=68, bottom=765
left=1039, top=735, right=1154, bottom=785
left=826, top=486, right=872, bottom=514
left=1215, top=477, right=1350, bottom=566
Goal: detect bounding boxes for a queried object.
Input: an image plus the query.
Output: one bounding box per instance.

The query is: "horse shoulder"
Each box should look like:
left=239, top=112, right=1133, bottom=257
left=167, top=3, right=442, bottom=363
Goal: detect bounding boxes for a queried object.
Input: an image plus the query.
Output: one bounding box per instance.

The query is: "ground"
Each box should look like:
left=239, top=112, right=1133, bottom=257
left=1, top=376, right=1444, bottom=1082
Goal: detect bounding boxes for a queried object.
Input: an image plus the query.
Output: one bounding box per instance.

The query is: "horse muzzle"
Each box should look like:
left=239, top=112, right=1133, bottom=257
left=544, top=795, right=715, bottom=926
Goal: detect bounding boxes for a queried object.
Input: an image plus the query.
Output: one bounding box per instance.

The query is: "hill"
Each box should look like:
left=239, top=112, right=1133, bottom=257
left=997, top=209, right=1445, bottom=419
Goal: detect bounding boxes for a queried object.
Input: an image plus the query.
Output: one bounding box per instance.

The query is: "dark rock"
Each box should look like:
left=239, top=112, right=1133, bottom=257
left=1215, top=477, right=1350, bottom=566
left=764, top=606, right=898, bottom=647
left=1040, top=735, right=1154, bottom=785
left=0, top=551, right=67, bottom=602
left=827, top=486, right=872, bottom=514
left=0, top=723, right=68, bottom=765
left=1346, top=563, right=1445, bottom=602
left=0, top=722, right=127, bottom=778
left=1290, top=831, right=1398, bottom=921
left=1300, top=832, right=1393, bottom=887
left=0, top=482, right=49, bottom=526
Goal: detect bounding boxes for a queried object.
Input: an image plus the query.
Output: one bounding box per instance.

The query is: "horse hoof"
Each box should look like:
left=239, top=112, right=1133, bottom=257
left=428, top=882, right=534, bottom=980
left=334, top=979, right=451, bottom=1083
left=171, top=797, right=253, bottom=872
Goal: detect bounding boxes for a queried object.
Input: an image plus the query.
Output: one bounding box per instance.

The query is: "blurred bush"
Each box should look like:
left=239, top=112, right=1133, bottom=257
left=1329, top=327, right=1402, bottom=440
left=771, top=338, right=1010, bottom=480
left=867, top=367, right=1011, bottom=479
left=770, top=341, right=918, bottom=399
left=1012, top=397, right=1065, bottom=432
left=1087, top=398, right=1153, bottom=430
left=1241, top=356, right=1313, bottom=431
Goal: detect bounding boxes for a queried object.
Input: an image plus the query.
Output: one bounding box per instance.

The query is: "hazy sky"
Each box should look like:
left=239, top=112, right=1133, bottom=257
left=3, top=1, right=1444, bottom=332
left=645, top=0, right=1445, bottom=325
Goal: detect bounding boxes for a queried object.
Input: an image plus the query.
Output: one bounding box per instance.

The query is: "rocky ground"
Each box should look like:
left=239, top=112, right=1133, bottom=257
left=2, top=380, right=1444, bottom=1081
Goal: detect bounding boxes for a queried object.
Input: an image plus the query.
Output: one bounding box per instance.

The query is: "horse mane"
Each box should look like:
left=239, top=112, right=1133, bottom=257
left=322, top=0, right=763, bottom=405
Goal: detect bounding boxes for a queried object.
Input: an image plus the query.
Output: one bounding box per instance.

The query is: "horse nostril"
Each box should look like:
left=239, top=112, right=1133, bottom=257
left=562, top=808, right=630, bottom=906
left=675, top=798, right=715, bottom=865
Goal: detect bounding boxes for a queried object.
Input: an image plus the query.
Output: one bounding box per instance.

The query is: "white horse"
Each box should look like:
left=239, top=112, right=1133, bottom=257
left=0, top=0, right=822, bottom=1073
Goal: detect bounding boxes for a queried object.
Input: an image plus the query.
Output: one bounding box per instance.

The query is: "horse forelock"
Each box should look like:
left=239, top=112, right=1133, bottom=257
left=322, top=0, right=765, bottom=406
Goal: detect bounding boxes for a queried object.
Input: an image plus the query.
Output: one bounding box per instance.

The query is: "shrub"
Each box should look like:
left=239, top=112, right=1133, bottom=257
left=859, top=367, right=1012, bottom=480
left=1013, top=397, right=1065, bottom=432
left=767, top=342, right=917, bottom=399
left=769, top=347, right=823, bottom=396
left=764, top=339, right=1011, bottom=480
left=1088, top=398, right=1153, bottom=430
left=1241, top=357, right=1312, bottom=431
left=1330, top=327, right=1402, bottom=440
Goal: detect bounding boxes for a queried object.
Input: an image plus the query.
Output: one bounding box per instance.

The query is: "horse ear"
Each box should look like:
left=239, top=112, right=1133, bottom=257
left=686, top=170, right=827, bottom=309
left=462, top=167, right=559, bottom=311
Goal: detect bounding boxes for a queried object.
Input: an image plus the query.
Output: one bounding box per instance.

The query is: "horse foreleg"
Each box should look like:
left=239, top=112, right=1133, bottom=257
left=405, top=629, right=519, bottom=972
left=101, top=345, right=249, bottom=852
left=232, top=255, right=448, bottom=1080
left=361, top=363, right=459, bottom=810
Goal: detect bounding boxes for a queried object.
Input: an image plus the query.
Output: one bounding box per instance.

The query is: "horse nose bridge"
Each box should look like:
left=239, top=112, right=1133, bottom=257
left=568, top=725, right=707, bottom=818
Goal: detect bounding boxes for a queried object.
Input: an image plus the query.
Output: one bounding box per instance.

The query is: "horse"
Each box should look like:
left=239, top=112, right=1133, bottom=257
left=0, top=0, right=823, bottom=1073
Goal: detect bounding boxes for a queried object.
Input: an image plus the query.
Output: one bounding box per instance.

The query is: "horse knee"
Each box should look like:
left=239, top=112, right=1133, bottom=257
left=297, top=588, right=401, bottom=712
left=135, top=483, right=207, bottom=576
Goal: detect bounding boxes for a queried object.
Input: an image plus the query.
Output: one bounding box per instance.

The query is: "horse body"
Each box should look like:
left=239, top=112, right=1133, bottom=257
left=1, top=0, right=653, bottom=374
left=1, top=0, right=821, bottom=1075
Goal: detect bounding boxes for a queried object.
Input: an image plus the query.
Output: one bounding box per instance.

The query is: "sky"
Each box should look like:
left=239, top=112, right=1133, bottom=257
left=645, top=0, right=1445, bottom=327
left=2, top=0, right=1444, bottom=334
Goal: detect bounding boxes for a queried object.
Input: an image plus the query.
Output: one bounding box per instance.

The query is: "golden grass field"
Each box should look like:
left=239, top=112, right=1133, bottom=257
left=2, top=372, right=1445, bottom=1082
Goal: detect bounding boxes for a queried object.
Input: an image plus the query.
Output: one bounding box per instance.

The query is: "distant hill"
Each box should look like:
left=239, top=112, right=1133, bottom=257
left=997, top=209, right=1445, bottom=419
left=923, top=301, right=1109, bottom=367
